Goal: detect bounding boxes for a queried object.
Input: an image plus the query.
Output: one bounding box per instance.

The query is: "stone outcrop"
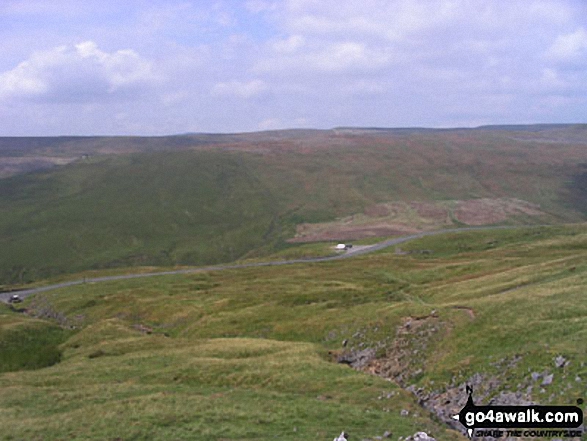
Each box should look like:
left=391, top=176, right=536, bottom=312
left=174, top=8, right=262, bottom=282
left=404, top=432, right=436, bottom=441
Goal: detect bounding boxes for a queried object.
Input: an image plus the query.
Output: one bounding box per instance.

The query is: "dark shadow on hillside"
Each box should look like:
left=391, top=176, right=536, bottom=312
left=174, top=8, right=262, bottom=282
left=0, top=327, right=66, bottom=373
left=566, top=163, right=587, bottom=215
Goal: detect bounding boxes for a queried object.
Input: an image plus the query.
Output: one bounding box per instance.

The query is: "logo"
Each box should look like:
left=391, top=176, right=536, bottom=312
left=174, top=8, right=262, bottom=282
left=452, top=386, right=584, bottom=439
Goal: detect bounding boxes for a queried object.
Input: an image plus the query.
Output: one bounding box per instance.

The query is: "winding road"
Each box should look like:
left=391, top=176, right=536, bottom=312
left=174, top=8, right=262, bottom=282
left=0, top=226, right=523, bottom=304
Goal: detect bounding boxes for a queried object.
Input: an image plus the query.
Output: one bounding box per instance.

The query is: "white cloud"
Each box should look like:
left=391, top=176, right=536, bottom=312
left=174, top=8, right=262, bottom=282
left=211, top=79, right=268, bottom=98
left=256, top=40, right=391, bottom=74
left=2, top=0, right=587, bottom=135
left=272, top=35, right=305, bottom=53
left=255, top=0, right=579, bottom=80
left=340, top=79, right=389, bottom=96
left=257, top=116, right=309, bottom=130
left=315, top=41, right=389, bottom=71
left=279, top=0, right=467, bottom=41
left=0, top=61, right=47, bottom=98
left=539, top=68, right=567, bottom=90
left=257, top=117, right=282, bottom=130
left=245, top=0, right=278, bottom=14
left=0, top=41, right=158, bottom=102
left=546, top=28, right=587, bottom=61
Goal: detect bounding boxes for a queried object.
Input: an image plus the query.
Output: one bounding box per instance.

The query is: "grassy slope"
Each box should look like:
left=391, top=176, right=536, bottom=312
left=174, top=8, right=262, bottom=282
left=0, top=225, right=586, bottom=439
left=0, top=152, right=285, bottom=284
left=0, top=309, right=68, bottom=372
left=1, top=127, right=587, bottom=285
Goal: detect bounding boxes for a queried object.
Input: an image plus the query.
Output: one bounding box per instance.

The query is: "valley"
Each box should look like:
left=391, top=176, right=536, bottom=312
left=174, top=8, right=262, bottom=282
left=1, top=125, right=586, bottom=440
left=1, top=125, right=587, bottom=286
left=1, top=225, right=586, bottom=439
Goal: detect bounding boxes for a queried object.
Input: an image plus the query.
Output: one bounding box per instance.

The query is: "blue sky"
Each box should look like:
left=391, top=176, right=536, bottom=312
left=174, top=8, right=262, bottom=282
left=1, top=0, right=586, bottom=135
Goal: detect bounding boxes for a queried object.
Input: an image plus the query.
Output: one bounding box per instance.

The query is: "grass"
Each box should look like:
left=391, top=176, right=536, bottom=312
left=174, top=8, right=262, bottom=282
left=0, top=307, right=69, bottom=372
left=1, top=225, right=586, bottom=439
left=239, top=241, right=339, bottom=262
left=0, top=325, right=448, bottom=440
left=2, top=127, right=587, bottom=284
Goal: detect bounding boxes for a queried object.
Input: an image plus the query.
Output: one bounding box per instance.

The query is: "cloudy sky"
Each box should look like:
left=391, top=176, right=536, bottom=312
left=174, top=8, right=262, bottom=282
left=1, top=0, right=586, bottom=135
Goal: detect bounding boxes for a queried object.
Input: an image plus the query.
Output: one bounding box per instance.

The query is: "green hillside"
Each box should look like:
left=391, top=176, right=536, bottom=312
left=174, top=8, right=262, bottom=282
left=1, top=225, right=586, bottom=440
left=1, top=125, right=587, bottom=285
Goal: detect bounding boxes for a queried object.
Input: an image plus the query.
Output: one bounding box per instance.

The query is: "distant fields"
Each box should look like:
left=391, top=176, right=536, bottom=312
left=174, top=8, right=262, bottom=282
left=1, top=225, right=586, bottom=440
left=1, top=125, right=587, bottom=285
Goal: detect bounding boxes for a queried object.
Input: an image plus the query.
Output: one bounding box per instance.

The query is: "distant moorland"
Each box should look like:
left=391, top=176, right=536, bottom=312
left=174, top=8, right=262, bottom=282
left=1, top=124, right=587, bottom=285
left=1, top=125, right=587, bottom=440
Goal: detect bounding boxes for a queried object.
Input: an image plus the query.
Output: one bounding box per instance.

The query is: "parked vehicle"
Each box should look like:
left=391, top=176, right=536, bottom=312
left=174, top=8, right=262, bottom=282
left=8, top=294, right=22, bottom=303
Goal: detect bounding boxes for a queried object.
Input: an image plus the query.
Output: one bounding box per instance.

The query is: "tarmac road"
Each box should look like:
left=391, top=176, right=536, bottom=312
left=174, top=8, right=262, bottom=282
left=0, top=225, right=524, bottom=304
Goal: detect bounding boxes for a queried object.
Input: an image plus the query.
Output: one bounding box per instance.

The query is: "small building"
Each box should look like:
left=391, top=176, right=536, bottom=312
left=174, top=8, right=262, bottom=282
left=336, top=243, right=347, bottom=250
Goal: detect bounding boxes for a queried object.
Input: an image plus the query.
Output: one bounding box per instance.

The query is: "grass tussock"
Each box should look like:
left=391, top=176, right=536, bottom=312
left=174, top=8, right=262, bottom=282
left=1, top=225, right=587, bottom=439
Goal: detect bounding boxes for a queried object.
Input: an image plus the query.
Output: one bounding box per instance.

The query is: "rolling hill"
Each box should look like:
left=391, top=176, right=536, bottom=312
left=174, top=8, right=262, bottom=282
left=1, top=126, right=587, bottom=439
left=1, top=225, right=586, bottom=439
left=1, top=125, right=587, bottom=285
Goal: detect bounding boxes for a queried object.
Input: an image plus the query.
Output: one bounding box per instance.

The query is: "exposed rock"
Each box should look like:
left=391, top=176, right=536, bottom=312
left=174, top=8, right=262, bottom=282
left=541, top=373, right=554, bottom=386
left=337, top=348, right=376, bottom=369
left=344, top=314, right=556, bottom=438
left=554, top=355, right=568, bottom=368
left=491, top=391, right=535, bottom=406
left=382, top=430, right=392, bottom=438
left=362, top=314, right=442, bottom=384
left=404, top=432, right=436, bottom=441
